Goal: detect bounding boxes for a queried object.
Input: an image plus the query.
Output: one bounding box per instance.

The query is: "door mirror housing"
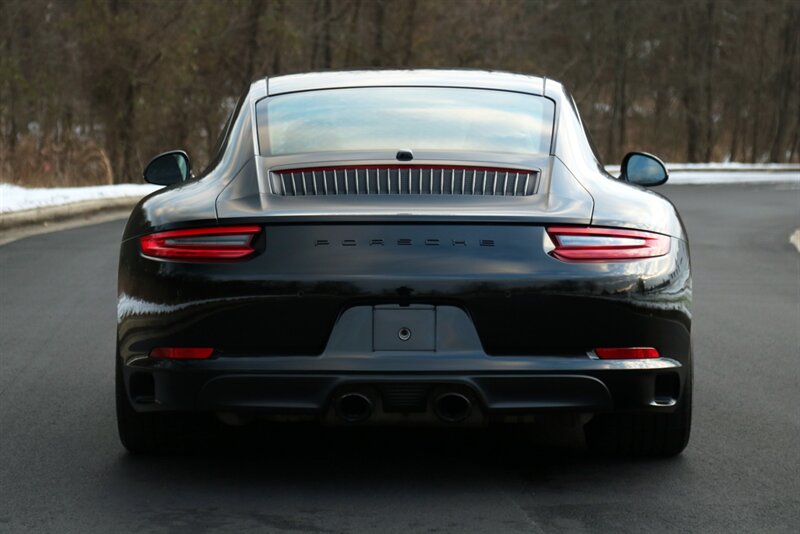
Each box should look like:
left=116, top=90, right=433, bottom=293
left=620, top=152, right=668, bottom=187
left=143, top=150, right=192, bottom=186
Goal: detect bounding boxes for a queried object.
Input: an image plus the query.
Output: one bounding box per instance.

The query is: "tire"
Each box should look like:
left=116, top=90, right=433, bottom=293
left=584, top=367, right=692, bottom=457
left=115, top=355, right=199, bottom=454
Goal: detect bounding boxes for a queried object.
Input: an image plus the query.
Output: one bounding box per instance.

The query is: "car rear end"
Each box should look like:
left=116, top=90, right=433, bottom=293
left=117, top=74, right=691, bottom=455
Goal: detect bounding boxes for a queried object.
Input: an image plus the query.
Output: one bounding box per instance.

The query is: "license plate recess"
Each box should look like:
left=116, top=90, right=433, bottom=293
left=373, top=305, right=435, bottom=351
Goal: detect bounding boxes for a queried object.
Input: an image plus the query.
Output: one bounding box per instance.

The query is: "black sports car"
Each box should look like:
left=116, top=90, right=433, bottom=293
left=117, top=70, right=692, bottom=456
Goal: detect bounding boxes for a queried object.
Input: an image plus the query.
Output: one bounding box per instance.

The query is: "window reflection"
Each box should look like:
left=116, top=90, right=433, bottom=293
left=258, top=87, right=554, bottom=156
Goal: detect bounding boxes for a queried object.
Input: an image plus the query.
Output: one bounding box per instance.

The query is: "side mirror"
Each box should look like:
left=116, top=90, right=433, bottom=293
left=621, top=152, right=668, bottom=187
left=143, top=150, right=192, bottom=186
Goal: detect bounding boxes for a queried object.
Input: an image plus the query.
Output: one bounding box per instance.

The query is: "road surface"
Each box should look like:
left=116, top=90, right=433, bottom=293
left=1, top=183, right=798, bottom=533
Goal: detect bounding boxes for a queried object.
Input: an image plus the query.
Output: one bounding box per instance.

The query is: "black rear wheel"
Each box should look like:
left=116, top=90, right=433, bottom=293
left=584, top=368, right=692, bottom=457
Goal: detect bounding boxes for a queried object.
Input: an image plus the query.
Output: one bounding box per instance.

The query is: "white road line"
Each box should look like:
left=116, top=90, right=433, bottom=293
left=790, top=229, right=800, bottom=254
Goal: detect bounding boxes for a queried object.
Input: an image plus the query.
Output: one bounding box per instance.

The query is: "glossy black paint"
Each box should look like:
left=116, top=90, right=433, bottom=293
left=118, top=70, right=691, bottom=423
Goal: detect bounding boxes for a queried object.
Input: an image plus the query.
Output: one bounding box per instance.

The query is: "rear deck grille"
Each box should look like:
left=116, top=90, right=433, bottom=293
left=269, top=166, right=539, bottom=197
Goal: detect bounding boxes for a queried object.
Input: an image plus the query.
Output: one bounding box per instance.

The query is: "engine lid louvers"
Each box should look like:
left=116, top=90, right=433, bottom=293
left=269, top=166, right=539, bottom=197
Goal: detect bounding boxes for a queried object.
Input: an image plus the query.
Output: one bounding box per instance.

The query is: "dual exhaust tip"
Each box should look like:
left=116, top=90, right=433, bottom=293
left=335, top=392, right=374, bottom=423
left=433, top=392, right=472, bottom=423
left=334, top=390, right=473, bottom=423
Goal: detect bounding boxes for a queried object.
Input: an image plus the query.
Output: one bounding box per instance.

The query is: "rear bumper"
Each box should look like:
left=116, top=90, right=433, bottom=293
left=123, top=353, right=688, bottom=418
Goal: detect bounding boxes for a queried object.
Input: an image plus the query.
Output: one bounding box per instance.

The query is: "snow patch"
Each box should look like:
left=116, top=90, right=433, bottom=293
left=606, top=163, right=799, bottom=172
left=604, top=163, right=799, bottom=185
left=0, top=183, right=161, bottom=214
left=658, top=171, right=799, bottom=185
left=790, top=230, right=800, bottom=254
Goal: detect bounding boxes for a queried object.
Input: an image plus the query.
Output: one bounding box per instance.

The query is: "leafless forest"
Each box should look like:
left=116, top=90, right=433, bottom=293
left=1, top=0, right=798, bottom=186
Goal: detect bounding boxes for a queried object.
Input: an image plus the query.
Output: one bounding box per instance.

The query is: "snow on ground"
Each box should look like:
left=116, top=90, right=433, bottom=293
left=603, top=166, right=799, bottom=185
left=1, top=163, right=798, bottom=214
left=604, top=163, right=799, bottom=185
left=606, top=163, right=799, bottom=172
left=0, top=183, right=161, bottom=214
left=653, top=170, right=799, bottom=185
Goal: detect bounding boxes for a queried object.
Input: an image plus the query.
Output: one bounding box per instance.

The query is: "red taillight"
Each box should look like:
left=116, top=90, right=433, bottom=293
left=139, top=225, right=260, bottom=260
left=546, top=226, right=670, bottom=262
left=150, top=347, right=214, bottom=359
left=595, top=347, right=660, bottom=359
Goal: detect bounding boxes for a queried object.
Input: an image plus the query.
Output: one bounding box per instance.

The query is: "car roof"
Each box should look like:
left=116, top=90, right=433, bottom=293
left=265, top=69, right=547, bottom=96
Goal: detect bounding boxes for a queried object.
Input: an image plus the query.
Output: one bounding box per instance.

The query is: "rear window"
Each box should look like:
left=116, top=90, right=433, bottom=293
left=256, top=87, right=554, bottom=156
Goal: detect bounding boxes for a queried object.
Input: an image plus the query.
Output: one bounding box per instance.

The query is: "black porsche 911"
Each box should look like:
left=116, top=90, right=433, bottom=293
left=117, top=70, right=692, bottom=456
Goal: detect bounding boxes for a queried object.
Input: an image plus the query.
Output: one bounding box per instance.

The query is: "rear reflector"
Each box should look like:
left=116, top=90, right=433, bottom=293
left=140, top=225, right=260, bottom=260
left=150, top=347, right=214, bottom=359
left=595, top=347, right=660, bottom=359
left=546, top=226, right=670, bottom=261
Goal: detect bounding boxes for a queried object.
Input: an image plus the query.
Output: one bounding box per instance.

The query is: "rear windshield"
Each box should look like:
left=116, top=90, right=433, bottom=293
left=256, top=87, right=554, bottom=156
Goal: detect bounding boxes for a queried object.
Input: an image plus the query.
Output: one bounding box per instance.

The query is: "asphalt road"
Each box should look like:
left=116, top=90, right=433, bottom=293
left=1, top=183, right=798, bottom=533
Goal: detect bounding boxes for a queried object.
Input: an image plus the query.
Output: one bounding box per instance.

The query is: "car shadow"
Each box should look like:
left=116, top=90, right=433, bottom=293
left=109, top=422, right=679, bottom=484
left=100, top=423, right=690, bottom=532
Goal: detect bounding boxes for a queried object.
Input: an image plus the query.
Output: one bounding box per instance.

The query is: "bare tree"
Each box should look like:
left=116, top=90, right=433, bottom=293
left=1, top=0, right=798, bottom=186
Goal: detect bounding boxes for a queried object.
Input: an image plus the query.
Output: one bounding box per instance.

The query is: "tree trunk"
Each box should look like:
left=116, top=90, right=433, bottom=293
left=343, top=0, right=362, bottom=66
left=788, top=112, right=800, bottom=161
left=309, top=0, right=321, bottom=68
left=680, top=2, right=701, bottom=162
left=702, top=0, right=716, bottom=161
left=115, top=80, right=137, bottom=184
left=242, top=0, right=265, bottom=86
left=270, top=0, right=285, bottom=74
left=749, top=15, right=768, bottom=163
left=728, top=103, right=741, bottom=162
left=321, top=0, right=333, bottom=68
left=607, top=5, right=627, bottom=162
left=371, top=0, right=385, bottom=67
left=768, top=5, right=799, bottom=162
left=400, top=0, right=417, bottom=66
